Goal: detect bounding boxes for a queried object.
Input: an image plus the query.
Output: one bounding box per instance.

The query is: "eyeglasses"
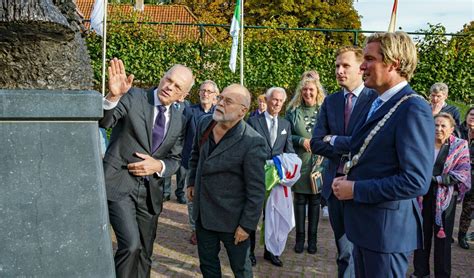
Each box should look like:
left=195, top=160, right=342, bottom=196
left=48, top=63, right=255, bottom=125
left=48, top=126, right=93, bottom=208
left=216, top=95, right=247, bottom=107
left=199, top=89, right=216, bottom=95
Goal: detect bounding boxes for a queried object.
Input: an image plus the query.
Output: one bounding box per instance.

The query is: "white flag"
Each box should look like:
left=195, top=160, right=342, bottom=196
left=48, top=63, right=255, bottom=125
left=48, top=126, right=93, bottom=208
left=388, top=0, right=398, bottom=33
left=90, top=0, right=105, bottom=36
left=229, top=0, right=241, bottom=73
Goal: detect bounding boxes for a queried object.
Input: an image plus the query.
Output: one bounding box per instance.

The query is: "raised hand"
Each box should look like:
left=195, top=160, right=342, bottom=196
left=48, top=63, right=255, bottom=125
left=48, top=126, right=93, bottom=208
left=106, top=58, right=134, bottom=102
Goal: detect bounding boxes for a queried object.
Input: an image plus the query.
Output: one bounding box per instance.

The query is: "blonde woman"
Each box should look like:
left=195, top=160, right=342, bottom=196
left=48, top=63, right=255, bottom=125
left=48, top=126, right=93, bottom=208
left=285, top=76, right=325, bottom=254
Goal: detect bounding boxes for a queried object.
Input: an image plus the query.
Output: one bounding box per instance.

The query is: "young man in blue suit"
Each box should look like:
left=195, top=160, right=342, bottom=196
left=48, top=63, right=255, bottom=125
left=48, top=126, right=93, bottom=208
left=331, top=32, right=435, bottom=277
left=311, top=46, right=376, bottom=278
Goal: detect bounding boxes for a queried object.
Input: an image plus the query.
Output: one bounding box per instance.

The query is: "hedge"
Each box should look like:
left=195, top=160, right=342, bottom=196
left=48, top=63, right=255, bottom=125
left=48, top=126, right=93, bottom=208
left=86, top=23, right=472, bottom=111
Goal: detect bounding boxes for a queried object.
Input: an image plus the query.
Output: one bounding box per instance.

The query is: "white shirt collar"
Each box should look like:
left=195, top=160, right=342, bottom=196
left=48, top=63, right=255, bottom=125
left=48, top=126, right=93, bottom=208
left=343, top=83, right=365, bottom=98
left=378, top=81, right=408, bottom=103
left=264, top=111, right=278, bottom=120
left=153, top=88, right=171, bottom=110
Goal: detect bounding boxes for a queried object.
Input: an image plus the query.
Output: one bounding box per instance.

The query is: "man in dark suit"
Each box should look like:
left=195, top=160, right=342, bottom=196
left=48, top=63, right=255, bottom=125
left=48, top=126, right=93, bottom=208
left=247, top=87, right=295, bottom=267
left=99, top=58, right=193, bottom=278
left=173, top=97, right=191, bottom=205
left=429, top=82, right=461, bottom=137
left=311, top=46, right=376, bottom=278
left=331, top=32, right=435, bottom=277
left=163, top=96, right=190, bottom=204
left=186, top=84, right=267, bottom=277
left=181, top=80, right=218, bottom=245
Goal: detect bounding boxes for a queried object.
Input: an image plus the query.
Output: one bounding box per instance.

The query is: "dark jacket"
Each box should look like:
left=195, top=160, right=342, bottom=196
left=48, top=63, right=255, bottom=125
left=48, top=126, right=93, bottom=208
left=99, top=87, right=185, bottom=214
left=247, top=113, right=295, bottom=160
left=310, top=87, right=377, bottom=200
left=188, top=115, right=267, bottom=233
left=181, top=104, right=215, bottom=169
left=345, top=85, right=435, bottom=253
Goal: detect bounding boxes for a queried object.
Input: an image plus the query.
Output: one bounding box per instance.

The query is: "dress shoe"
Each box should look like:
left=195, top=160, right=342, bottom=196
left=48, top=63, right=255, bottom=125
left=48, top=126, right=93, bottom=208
left=307, top=242, right=317, bottom=254
left=294, top=240, right=304, bottom=253
left=409, top=273, right=430, bottom=278
left=189, top=231, right=197, bottom=245
left=177, top=196, right=187, bottom=204
left=264, top=250, right=283, bottom=267
left=163, top=195, right=171, bottom=202
left=249, top=252, right=257, bottom=266
left=458, top=232, right=470, bottom=249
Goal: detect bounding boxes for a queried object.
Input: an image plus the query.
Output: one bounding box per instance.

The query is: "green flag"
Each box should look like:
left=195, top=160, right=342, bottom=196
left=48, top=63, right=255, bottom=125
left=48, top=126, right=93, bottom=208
left=229, top=0, right=241, bottom=73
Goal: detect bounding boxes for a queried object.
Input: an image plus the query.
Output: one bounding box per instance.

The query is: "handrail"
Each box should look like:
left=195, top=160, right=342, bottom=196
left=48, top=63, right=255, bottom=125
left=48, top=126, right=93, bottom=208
left=83, top=20, right=470, bottom=45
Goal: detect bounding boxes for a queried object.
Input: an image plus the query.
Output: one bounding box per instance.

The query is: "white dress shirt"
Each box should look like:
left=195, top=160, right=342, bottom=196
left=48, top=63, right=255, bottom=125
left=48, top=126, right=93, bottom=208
left=264, top=111, right=279, bottom=133
left=329, top=83, right=365, bottom=146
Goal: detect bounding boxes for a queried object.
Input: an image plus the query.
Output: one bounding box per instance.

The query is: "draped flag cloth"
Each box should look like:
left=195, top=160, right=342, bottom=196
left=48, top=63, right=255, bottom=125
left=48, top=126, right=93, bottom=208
left=263, top=153, right=302, bottom=256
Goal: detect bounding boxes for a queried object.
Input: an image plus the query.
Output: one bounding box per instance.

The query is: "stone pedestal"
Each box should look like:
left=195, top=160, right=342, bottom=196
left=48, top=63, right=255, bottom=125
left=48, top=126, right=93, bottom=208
left=0, top=90, right=115, bottom=277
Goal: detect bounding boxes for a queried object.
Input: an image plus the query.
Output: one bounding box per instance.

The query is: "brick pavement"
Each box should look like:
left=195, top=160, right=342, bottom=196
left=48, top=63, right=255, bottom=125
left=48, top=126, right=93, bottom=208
left=110, top=183, right=474, bottom=277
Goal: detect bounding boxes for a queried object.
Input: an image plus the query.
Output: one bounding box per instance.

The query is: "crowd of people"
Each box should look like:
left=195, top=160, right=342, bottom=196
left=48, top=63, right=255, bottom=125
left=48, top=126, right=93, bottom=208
left=99, top=31, right=472, bottom=278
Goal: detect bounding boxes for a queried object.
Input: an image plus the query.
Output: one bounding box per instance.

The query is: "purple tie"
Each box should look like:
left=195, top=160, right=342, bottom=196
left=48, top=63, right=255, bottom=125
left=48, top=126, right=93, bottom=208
left=344, top=93, right=354, bottom=133
left=152, top=105, right=166, bottom=153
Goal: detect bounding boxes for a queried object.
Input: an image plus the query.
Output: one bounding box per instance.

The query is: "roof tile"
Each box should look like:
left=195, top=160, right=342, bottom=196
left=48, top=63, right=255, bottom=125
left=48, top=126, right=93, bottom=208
left=75, top=0, right=214, bottom=41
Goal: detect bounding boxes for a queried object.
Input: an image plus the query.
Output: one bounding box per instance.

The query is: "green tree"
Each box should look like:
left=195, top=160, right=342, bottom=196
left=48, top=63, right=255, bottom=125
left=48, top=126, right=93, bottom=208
left=412, top=23, right=473, bottom=103
left=175, top=0, right=361, bottom=45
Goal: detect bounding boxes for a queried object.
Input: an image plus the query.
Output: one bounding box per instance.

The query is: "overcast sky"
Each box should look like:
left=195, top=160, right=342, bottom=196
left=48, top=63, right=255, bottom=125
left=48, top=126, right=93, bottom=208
left=354, top=0, right=473, bottom=33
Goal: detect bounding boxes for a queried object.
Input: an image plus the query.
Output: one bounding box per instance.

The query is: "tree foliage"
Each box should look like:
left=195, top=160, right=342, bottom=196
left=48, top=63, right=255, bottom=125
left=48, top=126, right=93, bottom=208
left=175, top=0, right=361, bottom=45
left=412, top=23, right=473, bottom=103
left=86, top=22, right=472, bottom=110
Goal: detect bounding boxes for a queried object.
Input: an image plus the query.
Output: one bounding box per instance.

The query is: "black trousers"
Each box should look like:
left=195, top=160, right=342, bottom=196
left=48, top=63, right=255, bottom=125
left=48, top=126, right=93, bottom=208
left=108, top=180, right=160, bottom=278
left=294, top=192, right=321, bottom=243
left=175, top=165, right=187, bottom=198
left=413, top=189, right=457, bottom=278
left=196, top=219, right=252, bottom=278
left=459, top=190, right=473, bottom=234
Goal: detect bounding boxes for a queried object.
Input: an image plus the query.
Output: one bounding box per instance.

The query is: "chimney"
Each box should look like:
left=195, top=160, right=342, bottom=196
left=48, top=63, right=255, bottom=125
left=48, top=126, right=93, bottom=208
left=134, top=0, right=144, bottom=12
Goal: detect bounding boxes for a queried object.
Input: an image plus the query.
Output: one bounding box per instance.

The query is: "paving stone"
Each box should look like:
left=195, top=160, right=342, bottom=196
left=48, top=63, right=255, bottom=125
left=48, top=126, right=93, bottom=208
left=111, top=179, right=474, bottom=277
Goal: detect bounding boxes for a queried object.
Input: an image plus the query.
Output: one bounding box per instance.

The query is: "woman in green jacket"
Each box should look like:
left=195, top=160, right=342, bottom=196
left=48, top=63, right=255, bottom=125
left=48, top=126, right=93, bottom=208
left=285, top=75, right=325, bottom=254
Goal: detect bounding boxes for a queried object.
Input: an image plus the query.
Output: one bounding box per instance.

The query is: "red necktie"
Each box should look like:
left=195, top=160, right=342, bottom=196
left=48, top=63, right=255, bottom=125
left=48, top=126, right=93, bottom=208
left=344, top=93, right=354, bottom=133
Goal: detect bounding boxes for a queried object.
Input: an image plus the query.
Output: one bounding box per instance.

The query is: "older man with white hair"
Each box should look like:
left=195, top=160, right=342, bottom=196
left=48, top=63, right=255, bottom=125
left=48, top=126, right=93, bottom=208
left=247, top=87, right=295, bottom=267
left=430, top=82, right=461, bottom=135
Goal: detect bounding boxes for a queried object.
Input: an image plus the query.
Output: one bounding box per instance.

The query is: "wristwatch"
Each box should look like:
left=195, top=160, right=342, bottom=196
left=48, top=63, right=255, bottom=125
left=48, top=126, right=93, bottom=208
left=323, top=135, right=333, bottom=143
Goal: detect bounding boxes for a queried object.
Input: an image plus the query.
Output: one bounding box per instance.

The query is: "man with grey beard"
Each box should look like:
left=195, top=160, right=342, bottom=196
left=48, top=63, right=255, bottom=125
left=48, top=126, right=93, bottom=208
left=187, top=84, right=267, bottom=277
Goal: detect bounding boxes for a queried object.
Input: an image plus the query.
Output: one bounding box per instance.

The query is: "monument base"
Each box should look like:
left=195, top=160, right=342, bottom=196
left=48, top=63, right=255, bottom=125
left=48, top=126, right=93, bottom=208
left=0, top=89, right=115, bottom=277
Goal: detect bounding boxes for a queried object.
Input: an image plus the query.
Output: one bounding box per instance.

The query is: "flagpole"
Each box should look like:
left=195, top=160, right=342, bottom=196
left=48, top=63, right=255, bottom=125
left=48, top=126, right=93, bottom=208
left=239, top=0, right=244, bottom=85
left=101, top=0, right=108, bottom=96
left=388, top=0, right=398, bottom=33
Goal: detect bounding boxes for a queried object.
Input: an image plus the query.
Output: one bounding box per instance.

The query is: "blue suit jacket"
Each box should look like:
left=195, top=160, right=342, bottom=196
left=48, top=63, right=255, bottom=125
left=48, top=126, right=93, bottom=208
left=344, top=84, right=435, bottom=253
left=181, top=104, right=215, bottom=169
left=311, top=87, right=377, bottom=200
